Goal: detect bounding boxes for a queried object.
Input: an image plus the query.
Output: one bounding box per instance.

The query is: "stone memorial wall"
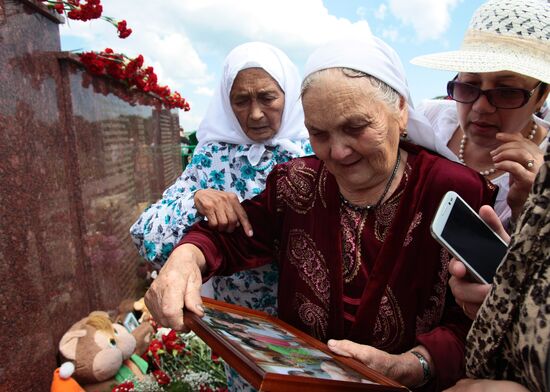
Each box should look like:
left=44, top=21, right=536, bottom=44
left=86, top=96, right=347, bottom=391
left=0, top=1, right=183, bottom=388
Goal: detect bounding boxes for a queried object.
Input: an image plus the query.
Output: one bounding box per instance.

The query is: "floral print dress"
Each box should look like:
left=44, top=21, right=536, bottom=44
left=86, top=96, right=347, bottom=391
left=130, top=140, right=312, bottom=315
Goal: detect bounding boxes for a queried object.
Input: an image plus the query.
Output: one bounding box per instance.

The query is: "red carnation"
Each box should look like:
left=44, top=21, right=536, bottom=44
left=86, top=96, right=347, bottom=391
left=117, top=20, right=133, bottom=38
left=79, top=51, right=106, bottom=75
left=153, top=369, right=171, bottom=385
left=147, top=338, right=164, bottom=363
left=161, top=329, right=185, bottom=354
left=111, top=380, right=134, bottom=392
left=53, top=1, right=64, bottom=13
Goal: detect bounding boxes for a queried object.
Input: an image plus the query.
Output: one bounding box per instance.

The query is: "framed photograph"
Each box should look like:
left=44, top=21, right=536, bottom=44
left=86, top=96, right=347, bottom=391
left=184, top=298, right=407, bottom=391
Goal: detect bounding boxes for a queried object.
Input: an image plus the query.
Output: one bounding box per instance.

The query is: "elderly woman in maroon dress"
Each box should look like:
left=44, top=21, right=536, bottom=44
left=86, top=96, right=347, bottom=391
left=145, top=36, right=496, bottom=390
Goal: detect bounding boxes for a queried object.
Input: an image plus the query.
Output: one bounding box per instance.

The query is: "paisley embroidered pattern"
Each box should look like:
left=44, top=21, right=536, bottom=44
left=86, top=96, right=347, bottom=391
left=404, top=212, right=422, bottom=247
left=371, top=287, right=405, bottom=351
left=287, top=229, right=330, bottom=306
left=340, top=205, right=368, bottom=283
left=276, top=160, right=317, bottom=214
left=317, top=165, right=328, bottom=209
left=295, top=293, right=328, bottom=341
left=415, top=248, right=450, bottom=334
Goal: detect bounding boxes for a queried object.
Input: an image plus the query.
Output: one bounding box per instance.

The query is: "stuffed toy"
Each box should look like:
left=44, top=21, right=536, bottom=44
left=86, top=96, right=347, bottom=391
left=54, top=311, right=151, bottom=392
left=50, top=362, right=85, bottom=392
left=112, top=297, right=154, bottom=356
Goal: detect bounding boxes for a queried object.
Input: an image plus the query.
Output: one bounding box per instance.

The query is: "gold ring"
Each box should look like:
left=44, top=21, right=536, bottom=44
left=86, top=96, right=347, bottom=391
left=462, top=303, right=467, bottom=314
left=526, top=159, right=535, bottom=169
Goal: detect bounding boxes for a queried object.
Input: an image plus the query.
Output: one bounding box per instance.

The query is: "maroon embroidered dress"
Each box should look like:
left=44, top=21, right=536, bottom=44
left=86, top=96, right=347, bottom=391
left=181, top=143, right=497, bottom=389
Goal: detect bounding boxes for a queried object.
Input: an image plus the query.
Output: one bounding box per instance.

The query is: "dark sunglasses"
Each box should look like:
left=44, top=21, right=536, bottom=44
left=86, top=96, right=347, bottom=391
left=446, top=80, right=542, bottom=109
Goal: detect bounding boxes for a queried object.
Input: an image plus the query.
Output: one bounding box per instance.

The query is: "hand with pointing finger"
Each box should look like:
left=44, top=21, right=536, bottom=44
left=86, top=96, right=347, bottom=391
left=194, top=189, right=253, bottom=236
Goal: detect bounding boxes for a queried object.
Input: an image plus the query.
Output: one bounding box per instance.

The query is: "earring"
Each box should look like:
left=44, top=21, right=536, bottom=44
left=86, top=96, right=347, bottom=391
left=400, top=129, right=408, bottom=139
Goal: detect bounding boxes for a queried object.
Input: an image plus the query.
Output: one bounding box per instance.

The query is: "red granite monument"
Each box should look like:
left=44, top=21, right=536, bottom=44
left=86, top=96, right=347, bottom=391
left=0, top=1, right=182, bottom=389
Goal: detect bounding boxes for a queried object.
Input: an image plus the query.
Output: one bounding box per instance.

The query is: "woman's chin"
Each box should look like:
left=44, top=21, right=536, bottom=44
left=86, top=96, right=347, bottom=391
left=246, top=127, right=275, bottom=142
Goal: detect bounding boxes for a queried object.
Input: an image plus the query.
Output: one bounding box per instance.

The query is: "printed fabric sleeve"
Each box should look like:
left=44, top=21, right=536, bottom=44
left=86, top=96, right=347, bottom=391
left=129, top=161, right=205, bottom=265
left=179, top=165, right=283, bottom=281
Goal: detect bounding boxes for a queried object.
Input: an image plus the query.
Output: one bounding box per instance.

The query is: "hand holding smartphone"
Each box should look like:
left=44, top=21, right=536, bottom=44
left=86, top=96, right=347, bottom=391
left=431, top=191, right=508, bottom=284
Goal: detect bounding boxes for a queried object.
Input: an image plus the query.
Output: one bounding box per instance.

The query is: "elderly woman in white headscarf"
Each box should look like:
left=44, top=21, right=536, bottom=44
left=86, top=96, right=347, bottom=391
left=130, top=41, right=311, bottom=316
left=144, top=37, right=496, bottom=390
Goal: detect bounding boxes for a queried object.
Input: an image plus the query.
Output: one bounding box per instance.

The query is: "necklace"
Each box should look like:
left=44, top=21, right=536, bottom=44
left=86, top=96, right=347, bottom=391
left=340, top=151, right=401, bottom=283
left=458, top=122, right=537, bottom=176
left=339, top=151, right=402, bottom=211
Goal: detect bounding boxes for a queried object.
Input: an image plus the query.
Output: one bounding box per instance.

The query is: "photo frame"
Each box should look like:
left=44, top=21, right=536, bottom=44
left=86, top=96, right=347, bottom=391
left=184, top=298, right=407, bottom=391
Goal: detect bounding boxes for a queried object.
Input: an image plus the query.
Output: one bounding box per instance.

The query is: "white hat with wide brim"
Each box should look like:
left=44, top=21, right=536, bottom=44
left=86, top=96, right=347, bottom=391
left=411, top=0, right=550, bottom=84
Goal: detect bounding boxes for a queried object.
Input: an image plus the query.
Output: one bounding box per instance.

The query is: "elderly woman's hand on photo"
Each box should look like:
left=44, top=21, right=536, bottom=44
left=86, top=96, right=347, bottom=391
left=491, top=132, right=545, bottom=221
left=327, top=339, right=432, bottom=388
left=444, top=378, right=530, bottom=392
left=448, top=205, right=510, bottom=319
left=194, top=189, right=253, bottom=236
left=144, top=244, right=206, bottom=330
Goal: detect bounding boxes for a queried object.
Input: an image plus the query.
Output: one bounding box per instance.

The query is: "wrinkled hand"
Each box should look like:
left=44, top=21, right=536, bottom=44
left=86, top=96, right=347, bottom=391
left=194, top=189, right=253, bottom=236
left=448, top=206, right=510, bottom=319
left=444, top=378, right=529, bottom=392
left=491, top=133, right=544, bottom=221
left=144, top=244, right=205, bottom=331
left=327, top=339, right=422, bottom=387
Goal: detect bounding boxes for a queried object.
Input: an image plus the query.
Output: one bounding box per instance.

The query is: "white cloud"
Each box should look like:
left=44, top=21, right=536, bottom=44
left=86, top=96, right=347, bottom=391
left=374, top=4, right=388, bottom=20
left=387, top=0, right=461, bottom=41
left=382, top=28, right=399, bottom=42
left=59, top=0, right=373, bottom=131
left=195, top=87, right=214, bottom=97
left=167, top=0, right=372, bottom=63
left=356, top=6, right=366, bottom=19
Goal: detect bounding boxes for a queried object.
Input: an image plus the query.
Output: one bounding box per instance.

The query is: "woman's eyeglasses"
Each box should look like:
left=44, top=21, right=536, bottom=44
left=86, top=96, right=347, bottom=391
left=446, top=80, right=542, bottom=109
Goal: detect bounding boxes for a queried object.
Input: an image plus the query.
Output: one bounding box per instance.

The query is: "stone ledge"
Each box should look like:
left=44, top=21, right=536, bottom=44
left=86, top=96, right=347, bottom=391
left=19, top=0, right=64, bottom=24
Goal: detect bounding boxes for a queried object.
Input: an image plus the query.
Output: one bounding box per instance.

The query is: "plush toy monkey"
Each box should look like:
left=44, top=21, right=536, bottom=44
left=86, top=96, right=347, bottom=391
left=57, top=311, right=149, bottom=392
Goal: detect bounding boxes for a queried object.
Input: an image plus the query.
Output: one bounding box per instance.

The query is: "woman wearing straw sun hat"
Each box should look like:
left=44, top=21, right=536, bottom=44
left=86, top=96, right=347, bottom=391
left=410, top=1, right=550, bottom=391
left=410, top=0, right=549, bottom=229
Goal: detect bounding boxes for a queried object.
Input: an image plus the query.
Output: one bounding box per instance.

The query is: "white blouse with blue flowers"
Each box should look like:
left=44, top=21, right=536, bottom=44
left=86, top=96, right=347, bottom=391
left=130, top=140, right=312, bottom=315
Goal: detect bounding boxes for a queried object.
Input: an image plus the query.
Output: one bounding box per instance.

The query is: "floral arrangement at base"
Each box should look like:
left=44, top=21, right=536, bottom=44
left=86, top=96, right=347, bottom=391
left=112, top=327, right=228, bottom=392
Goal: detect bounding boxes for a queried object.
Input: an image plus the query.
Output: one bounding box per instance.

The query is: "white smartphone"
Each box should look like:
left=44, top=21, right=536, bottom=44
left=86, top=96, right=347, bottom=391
left=430, top=191, right=508, bottom=284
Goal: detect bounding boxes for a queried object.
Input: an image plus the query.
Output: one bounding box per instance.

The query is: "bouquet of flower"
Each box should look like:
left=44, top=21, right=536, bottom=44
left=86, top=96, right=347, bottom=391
left=78, top=48, right=190, bottom=110
left=41, top=0, right=190, bottom=112
left=112, top=327, right=227, bottom=392
left=42, top=0, right=133, bottom=38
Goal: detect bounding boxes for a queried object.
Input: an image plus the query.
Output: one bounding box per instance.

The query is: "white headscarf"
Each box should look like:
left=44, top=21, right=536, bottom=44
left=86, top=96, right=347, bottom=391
left=196, top=42, right=308, bottom=165
left=303, top=36, right=435, bottom=149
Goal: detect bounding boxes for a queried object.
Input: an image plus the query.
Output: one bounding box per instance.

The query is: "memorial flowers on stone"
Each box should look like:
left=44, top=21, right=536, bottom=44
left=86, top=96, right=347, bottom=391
left=78, top=48, right=191, bottom=110
left=41, top=0, right=190, bottom=111
left=42, top=0, right=133, bottom=38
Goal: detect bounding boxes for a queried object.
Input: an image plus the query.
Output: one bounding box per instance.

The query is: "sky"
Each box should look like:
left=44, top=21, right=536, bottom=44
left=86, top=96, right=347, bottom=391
left=59, top=0, right=487, bottom=133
